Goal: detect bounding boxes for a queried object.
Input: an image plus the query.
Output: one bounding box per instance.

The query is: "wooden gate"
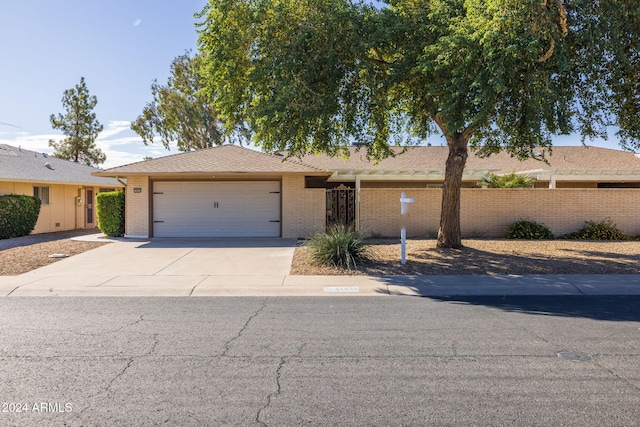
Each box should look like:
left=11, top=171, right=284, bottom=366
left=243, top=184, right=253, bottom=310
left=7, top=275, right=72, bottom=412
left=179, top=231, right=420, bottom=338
left=326, top=185, right=356, bottom=226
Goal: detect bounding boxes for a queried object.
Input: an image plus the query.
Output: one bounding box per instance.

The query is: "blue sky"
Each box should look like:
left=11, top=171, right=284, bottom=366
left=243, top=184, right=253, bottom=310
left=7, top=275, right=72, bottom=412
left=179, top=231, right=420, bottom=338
left=0, top=0, right=203, bottom=168
left=0, top=1, right=623, bottom=169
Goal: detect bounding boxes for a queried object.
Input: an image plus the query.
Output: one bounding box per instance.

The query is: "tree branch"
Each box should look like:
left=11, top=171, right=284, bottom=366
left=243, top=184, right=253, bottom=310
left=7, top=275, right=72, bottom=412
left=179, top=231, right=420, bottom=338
left=368, top=47, right=392, bottom=69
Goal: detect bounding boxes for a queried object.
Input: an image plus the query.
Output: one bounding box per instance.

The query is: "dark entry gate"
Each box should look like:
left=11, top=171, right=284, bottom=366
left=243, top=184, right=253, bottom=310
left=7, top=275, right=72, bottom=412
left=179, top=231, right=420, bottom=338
left=326, top=185, right=356, bottom=226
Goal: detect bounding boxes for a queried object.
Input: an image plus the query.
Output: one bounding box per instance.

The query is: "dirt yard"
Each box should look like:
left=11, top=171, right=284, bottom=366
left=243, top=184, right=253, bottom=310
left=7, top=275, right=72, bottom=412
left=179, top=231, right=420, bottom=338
left=290, top=238, right=640, bottom=276
left=0, top=230, right=109, bottom=276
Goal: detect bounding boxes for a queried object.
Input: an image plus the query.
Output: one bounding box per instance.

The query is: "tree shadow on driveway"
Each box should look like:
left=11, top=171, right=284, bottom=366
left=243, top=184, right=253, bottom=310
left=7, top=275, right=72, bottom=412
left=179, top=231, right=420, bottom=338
left=136, top=237, right=298, bottom=249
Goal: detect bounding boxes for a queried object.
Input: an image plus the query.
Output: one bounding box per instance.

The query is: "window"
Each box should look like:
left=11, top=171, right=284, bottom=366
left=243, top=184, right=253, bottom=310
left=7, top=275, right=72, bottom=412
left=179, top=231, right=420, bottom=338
left=597, top=182, right=640, bottom=188
left=33, top=186, right=50, bottom=205
left=99, top=188, right=116, bottom=193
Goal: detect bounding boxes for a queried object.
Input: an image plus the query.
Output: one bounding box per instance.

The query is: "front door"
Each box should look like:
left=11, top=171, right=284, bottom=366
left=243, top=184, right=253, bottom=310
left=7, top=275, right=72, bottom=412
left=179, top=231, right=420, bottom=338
left=85, top=189, right=94, bottom=227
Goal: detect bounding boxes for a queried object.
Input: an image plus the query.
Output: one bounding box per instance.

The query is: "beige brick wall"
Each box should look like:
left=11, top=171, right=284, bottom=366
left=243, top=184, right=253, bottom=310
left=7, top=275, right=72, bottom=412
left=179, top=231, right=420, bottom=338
left=281, top=175, right=325, bottom=238
left=124, top=176, right=150, bottom=237
left=359, top=189, right=441, bottom=237
left=359, top=188, right=640, bottom=238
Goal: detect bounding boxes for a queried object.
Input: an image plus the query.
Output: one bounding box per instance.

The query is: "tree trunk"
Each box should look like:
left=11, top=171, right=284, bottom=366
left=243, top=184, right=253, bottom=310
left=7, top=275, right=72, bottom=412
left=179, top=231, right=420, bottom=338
left=437, top=133, right=469, bottom=249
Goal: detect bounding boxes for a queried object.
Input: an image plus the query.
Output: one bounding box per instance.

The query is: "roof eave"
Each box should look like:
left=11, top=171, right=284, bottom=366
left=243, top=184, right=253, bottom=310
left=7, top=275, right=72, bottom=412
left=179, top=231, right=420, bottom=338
left=0, top=177, right=124, bottom=187
left=93, top=170, right=330, bottom=177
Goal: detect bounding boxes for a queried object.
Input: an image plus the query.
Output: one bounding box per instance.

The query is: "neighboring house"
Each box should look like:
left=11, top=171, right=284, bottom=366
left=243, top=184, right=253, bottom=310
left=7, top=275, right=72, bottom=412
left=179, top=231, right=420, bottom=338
left=0, top=144, right=125, bottom=234
left=297, top=145, right=640, bottom=189
left=94, top=144, right=640, bottom=239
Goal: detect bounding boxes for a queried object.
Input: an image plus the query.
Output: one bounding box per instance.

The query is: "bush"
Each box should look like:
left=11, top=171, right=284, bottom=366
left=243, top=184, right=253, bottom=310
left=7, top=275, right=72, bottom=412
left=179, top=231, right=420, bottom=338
left=0, top=195, right=41, bottom=239
left=482, top=172, right=533, bottom=188
left=561, top=219, right=628, bottom=240
left=96, top=191, right=125, bottom=237
left=307, top=224, right=369, bottom=269
left=507, top=219, right=554, bottom=240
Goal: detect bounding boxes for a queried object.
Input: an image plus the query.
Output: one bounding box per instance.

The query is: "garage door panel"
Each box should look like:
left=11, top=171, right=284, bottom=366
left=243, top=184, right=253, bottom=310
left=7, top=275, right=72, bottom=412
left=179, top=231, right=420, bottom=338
left=153, top=181, right=280, bottom=237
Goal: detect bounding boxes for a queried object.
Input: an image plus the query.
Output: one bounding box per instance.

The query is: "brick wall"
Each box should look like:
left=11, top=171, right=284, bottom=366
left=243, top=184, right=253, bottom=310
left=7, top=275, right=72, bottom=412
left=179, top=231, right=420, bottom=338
left=124, top=176, right=149, bottom=238
left=358, top=188, right=640, bottom=238
left=281, top=175, right=326, bottom=238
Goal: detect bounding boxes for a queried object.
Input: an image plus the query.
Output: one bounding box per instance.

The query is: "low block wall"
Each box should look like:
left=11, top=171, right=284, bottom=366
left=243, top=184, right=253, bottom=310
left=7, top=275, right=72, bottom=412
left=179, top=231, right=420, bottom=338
left=358, top=188, right=640, bottom=238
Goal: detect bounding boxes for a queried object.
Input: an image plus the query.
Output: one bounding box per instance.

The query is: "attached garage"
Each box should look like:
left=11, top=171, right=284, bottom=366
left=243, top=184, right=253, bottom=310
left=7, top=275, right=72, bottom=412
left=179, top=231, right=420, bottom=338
left=152, top=181, right=281, bottom=237
left=93, top=145, right=329, bottom=239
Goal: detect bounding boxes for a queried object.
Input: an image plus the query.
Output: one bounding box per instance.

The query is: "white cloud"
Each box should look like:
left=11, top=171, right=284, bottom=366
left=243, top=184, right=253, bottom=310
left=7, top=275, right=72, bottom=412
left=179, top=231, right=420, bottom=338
left=98, top=120, right=132, bottom=139
left=0, top=133, right=58, bottom=153
left=133, top=19, right=142, bottom=27
left=0, top=124, right=171, bottom=169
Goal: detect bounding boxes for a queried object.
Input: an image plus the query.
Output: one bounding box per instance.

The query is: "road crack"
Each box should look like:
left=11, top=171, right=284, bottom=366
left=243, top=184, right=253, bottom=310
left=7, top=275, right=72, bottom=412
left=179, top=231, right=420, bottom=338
left=106, top=358, right=135, bottom=393
left=592, top=359, right=640, bottom=393
left=221, top=298, right=268, bottom=357
left=256, top=343, right=306, bottom=426
left=20, top=313, right=150, bottom=337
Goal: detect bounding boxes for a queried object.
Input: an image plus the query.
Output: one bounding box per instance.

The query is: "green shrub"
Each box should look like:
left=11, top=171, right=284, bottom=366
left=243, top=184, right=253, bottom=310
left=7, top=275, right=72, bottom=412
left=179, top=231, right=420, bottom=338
left=307, top=224, right=369, bottom=269
left=507, top=219, right=554, bottom=239
left=96, top=191, right=125, bottom=237
left=481, top=172, right=533, bottom=188
left=0, top=195, right=41, bottom=239
left=561, top=219, right=628, bottom=240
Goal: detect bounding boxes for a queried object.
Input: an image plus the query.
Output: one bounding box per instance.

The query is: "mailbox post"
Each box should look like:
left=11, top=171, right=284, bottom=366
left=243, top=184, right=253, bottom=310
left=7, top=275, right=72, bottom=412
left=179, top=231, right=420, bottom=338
left=400, top=192, right=414, bottom=265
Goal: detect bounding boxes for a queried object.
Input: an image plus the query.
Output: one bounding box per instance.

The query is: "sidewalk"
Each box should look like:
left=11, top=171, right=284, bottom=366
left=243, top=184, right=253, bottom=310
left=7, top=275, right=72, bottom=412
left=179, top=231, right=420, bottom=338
left=1, top=273, right=639, bottom=297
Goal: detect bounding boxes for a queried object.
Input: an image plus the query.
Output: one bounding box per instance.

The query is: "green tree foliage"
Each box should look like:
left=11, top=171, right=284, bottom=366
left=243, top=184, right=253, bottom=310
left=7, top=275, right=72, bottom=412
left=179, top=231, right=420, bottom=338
left=482, top=172, right=533, bottom=188
left=197, top=0, right=640, bottom=248
left=131, top=51, right=248, bottom=151
left=0, top=195, right=41, bottom=239
left=49, top=77, right=106, bottom=166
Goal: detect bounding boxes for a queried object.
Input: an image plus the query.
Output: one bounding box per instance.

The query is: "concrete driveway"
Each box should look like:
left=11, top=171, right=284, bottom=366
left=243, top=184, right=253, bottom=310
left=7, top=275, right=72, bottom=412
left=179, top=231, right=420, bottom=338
left=2, top=237, right=319, bottom=296
left=26, top=238, right=298, bottom=276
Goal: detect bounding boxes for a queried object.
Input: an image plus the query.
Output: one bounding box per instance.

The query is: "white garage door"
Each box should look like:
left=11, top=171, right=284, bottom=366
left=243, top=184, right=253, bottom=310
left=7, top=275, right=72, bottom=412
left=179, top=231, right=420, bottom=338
left=152, top=181, right=281, bottom=237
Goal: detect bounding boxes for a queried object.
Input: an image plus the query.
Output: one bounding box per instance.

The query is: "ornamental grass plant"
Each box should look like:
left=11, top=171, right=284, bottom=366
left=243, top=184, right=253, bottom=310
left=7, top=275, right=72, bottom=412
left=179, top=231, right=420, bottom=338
left=307, top=224, right=370, bottom=269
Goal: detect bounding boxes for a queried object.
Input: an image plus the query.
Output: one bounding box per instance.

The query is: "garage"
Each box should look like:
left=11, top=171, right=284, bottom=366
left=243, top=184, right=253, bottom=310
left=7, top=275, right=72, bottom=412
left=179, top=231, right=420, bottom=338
left=152, top=181, right=281, bottom=237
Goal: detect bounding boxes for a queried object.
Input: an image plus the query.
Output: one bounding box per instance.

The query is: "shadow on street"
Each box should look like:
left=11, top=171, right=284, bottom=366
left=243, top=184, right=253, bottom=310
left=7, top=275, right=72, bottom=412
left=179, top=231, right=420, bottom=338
left=425, top=295, right=640, bottom=322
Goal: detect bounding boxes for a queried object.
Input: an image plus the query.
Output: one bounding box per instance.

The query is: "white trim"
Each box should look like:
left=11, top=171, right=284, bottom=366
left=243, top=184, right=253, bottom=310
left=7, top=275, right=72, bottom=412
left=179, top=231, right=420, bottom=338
left=328, top=168, right=499, bottom=181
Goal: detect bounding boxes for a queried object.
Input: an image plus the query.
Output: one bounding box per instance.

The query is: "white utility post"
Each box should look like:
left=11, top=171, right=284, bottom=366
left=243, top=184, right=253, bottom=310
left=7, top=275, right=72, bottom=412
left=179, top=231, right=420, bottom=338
left=400, top=192, right=414, bottom=265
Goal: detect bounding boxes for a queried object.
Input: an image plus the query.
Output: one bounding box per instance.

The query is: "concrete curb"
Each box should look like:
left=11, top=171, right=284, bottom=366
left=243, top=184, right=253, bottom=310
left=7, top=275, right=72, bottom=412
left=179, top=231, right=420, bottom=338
left=1, top=274, right=639, bottom=297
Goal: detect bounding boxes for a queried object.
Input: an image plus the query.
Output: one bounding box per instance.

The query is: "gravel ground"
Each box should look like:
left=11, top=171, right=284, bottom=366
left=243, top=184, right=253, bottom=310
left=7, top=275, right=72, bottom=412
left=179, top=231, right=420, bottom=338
left=0, top=229, right=110, bottom=276
left=290, top=238, right=640, bottom=276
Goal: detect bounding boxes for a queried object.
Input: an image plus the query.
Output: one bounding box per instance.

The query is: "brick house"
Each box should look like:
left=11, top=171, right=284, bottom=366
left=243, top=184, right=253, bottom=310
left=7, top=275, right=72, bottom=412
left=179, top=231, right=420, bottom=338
left=94, top=144, right=640, bottom=239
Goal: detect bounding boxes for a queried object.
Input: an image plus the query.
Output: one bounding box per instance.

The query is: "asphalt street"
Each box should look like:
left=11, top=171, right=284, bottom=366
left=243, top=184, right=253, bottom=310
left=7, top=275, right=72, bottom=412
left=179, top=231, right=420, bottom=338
left=1, top=296, right=639, bottom=426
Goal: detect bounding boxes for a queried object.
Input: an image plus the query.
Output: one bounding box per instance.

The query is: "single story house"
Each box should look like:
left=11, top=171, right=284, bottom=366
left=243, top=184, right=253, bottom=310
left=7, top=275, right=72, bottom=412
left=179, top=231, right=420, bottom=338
left=300, top=145, right=640, bottom=189
left=0, top=144, right=125, bottom=234
left=94, top=144, right=640, bottom=239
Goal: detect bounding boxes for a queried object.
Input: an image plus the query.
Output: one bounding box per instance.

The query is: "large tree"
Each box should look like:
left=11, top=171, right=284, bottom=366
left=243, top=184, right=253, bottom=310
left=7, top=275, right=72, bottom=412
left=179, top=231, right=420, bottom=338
left=49, top=77, right=105, bottom=166
left=131, top=51, right=248, bottom=152
left=197, top=0, right=640, bottom=248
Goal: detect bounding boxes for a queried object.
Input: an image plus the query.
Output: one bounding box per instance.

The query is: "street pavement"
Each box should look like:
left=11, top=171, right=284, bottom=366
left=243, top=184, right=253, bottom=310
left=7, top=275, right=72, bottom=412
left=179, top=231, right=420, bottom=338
left=0, top=296, right=638, bottom=426
left=1, top=235, right=640, bottom=297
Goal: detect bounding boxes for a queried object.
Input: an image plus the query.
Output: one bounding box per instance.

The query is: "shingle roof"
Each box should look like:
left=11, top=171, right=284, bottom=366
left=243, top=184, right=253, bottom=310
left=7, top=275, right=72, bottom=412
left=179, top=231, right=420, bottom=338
left=0, top=144, right=124, bottom=186
left=94, top=144, right=640, bottom=178
left=293, top=146, right=640, bottom=173
left=95, top=144, right=328, bottom=176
